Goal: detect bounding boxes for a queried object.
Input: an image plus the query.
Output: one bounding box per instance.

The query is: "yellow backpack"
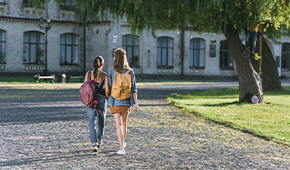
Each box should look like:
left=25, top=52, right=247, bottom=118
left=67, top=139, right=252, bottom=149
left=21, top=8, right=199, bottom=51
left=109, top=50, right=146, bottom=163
left=111, top=68, right=132, bottom=100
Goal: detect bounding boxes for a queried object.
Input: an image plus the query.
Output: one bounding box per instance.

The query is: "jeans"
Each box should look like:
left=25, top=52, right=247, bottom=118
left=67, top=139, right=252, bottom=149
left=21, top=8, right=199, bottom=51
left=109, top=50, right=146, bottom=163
left=86, top=95, right=107, bottom=147
left=245, top=31, right=257, bottom=54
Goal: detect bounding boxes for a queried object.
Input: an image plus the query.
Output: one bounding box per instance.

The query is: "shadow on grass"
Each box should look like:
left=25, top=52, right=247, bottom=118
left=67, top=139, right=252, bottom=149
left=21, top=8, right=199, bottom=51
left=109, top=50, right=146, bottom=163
left=139, top=104, right=170, bottom=106
left=265, top=91, right=290, bottom=96
left=183, top=109, right=283, bottom=146
left=199, top=101, right=240, bottom=107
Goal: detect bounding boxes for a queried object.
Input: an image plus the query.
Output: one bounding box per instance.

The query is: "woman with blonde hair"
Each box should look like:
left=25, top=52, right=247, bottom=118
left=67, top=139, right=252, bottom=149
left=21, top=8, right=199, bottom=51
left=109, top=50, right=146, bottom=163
left=106, top=48, right=139, bottom=155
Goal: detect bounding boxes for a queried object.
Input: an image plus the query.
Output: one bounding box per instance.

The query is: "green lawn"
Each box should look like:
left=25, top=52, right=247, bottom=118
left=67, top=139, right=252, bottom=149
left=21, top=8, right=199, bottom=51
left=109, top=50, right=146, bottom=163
left=0, top=77, right=36, bottom=84
left=166, top=87, right=290, bottom=145
left=0, top=77, right=83, bottom=84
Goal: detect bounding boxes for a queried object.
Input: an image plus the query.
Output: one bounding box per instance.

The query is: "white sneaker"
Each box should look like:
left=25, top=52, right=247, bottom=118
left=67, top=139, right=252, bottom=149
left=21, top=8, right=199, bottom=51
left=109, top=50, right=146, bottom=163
left=117, top=150, right=125, bottom=155
left=120, top=142, right=126, bottom=150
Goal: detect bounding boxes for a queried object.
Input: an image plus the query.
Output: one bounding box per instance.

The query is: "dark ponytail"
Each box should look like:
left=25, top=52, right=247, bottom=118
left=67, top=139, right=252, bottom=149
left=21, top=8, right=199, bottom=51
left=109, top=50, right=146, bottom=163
left=93, top=56, right=104, bottom=79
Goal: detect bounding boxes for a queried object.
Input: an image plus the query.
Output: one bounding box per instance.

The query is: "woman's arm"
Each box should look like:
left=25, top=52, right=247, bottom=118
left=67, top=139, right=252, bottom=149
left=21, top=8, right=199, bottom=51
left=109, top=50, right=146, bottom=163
left=105, top=74, right=110, bottom=100
left=132, top=93, right=139, bottom=111
left=84, top=72, right=88, bottom=82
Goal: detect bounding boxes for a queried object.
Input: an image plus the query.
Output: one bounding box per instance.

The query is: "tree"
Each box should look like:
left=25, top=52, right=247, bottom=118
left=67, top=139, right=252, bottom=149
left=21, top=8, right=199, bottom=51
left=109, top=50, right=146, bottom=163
left=253, top=28, right=284, bottom=92
left=34, top=0, right=290, bottom=102
left=261, top=36, right=284, bottom=91
left=260, top=25, right=286, bottom=91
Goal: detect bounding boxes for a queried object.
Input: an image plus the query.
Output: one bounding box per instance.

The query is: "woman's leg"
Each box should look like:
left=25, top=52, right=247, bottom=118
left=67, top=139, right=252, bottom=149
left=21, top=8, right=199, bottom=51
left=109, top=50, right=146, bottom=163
left=121, top=112, right=129, bottom=141
left=96, top=96, right=107, bottom=146
left=86, top=107, right=98, bottom=148
left=114, top=113, right=124, bottom=150
left=251, top=32, right=258, bottom=54
left=96, top=109, right=106, bottom=144
left=245, top=31, right=251, bottom=51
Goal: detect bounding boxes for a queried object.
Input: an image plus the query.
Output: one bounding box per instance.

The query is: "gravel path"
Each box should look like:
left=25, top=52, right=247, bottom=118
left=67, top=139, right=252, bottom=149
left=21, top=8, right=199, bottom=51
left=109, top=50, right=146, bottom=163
left=0, top=80, right=290, bottom=169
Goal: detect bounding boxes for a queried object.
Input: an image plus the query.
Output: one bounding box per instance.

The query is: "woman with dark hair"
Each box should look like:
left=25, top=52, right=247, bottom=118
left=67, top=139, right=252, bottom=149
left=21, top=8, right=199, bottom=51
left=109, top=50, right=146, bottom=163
left=106, top=48, right=139, bottom=155
left=84, top=56, right=108, bottom=155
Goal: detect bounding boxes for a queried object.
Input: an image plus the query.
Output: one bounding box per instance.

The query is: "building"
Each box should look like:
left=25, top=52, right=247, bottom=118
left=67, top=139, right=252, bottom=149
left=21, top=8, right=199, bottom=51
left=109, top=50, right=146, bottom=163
left=0, top=0, right=289, bottom=79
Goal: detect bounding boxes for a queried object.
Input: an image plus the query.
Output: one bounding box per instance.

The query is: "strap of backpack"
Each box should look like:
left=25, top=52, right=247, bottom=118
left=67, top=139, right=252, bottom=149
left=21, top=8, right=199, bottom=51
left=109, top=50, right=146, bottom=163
left=112, top=66, right=131, bottom=74
left=125, top=68, right=132, bottom=74
left=87, top=71, right=91, bottom=81
left=94, top=73, right=106, bottom=114
left=95, top=72, right=107, bottom=92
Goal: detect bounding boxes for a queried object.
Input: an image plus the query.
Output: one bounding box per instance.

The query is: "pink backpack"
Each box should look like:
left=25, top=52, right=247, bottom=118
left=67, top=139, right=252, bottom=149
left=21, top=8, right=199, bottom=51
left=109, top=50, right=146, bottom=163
left=79, top=72, right=97, bottom=107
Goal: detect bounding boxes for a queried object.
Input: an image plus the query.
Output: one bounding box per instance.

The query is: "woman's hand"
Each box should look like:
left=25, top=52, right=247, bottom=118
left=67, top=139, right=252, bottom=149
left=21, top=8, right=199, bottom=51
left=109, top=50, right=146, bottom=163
left=132, top=93, right=139, bottom=111
left=134, top=104, right=139, bottom=111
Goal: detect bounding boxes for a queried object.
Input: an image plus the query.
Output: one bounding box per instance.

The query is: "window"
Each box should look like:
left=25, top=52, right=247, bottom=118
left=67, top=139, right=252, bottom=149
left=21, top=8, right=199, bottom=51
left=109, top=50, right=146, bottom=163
left=60, top=34, right=79, bottom=65
left=60, top=0, right=76, bottom=10
left=23, top=0, right=43, bottom=8
left=122, top=35, right=139, bottom=66
left=0, top=30, right=5, bottom=63
left=23, top=31, right=44, bottom=64
left=23, top=0, right=33, bottom=7
left=157, top=37, right=173, bottom=67
left=220, top=40, right=233, bottom=68
left=0, top=0, right=5, bottom=4
left=282, top=43, right=290, bottom=70
left=189, top=38, right=205, bottom=68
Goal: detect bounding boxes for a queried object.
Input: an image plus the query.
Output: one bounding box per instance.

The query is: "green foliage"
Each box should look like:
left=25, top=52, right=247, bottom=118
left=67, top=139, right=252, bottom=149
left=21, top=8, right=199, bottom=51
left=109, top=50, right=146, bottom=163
left=32, top=0, right=290, bottom=38
left=167, top=87, right=290, bottom=145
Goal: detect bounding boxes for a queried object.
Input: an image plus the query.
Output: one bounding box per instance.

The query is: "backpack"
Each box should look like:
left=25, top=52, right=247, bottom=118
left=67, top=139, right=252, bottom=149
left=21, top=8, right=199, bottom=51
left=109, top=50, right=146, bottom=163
left=251, top=95, right=259, bottom=104
left=111, top=68, right=132, bottom=100
left=79, top=71, right=106, bottom=108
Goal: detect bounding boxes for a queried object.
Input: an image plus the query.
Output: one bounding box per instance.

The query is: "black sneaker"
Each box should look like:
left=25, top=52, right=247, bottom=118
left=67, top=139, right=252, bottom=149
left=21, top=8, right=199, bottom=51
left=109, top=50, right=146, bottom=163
left=92, top=148, right=98, bottom=155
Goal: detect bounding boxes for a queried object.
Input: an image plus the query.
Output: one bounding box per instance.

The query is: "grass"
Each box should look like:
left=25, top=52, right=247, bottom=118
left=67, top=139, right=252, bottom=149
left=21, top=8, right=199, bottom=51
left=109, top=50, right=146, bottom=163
left=0, top=77, right=36, bottom=84
left=0, top=77, right=83, bottom=84
left=166, top=86, right=290, bottom=146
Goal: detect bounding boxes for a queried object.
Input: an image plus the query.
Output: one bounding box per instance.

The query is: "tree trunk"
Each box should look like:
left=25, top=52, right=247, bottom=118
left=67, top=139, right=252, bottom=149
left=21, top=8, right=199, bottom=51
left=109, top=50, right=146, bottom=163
left=252, top=30, right=262, bottom=74
left=223, top=23, right=264, bottom=103
left=261, top=37, right=284, bottom=91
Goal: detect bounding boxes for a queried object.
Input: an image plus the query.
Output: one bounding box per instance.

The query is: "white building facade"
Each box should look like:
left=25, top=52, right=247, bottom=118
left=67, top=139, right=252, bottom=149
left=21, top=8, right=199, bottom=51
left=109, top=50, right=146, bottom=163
left=0, top=1, right=289, bottom=78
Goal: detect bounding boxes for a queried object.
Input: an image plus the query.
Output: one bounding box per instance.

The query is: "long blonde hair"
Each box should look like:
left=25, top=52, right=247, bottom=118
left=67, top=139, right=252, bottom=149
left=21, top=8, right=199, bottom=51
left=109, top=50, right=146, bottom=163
left=113, top=48, right=130, bottom=73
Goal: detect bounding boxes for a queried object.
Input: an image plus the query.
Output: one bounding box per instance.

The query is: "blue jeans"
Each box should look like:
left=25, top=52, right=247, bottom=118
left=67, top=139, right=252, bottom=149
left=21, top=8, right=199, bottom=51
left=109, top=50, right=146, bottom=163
left=245, top=31, right=257, bottom=54
left=86, top=95, right=107, bottom=147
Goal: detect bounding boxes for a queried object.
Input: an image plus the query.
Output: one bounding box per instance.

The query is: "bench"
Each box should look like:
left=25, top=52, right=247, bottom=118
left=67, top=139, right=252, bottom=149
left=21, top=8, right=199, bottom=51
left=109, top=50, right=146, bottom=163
left=33, top=74, right=55, bottom=83
left=66, top=75, right=84, bottom=82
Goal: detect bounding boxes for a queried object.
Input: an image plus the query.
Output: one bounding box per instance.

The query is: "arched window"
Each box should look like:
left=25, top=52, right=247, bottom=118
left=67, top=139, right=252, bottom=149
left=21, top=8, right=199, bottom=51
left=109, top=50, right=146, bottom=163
left=122, top=35, right=139, bottom=66
left=157, top=37, right=173, bottom=67
left=60, top=0, right=76, bottom=10
left=0, top=30, right=5, bottom=63
left=23, top=0, right=33, bottom=7
left=189, top=38, right=205, bottom=68
left=23, top=31, right=44, bottom=64
left=220, top=40, right=233, bottom=68
left=282, top=43, right=290, bottom=69
left=60, top=33, right=79, bottom=65
left=23, top=0, right=44, bottom=7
